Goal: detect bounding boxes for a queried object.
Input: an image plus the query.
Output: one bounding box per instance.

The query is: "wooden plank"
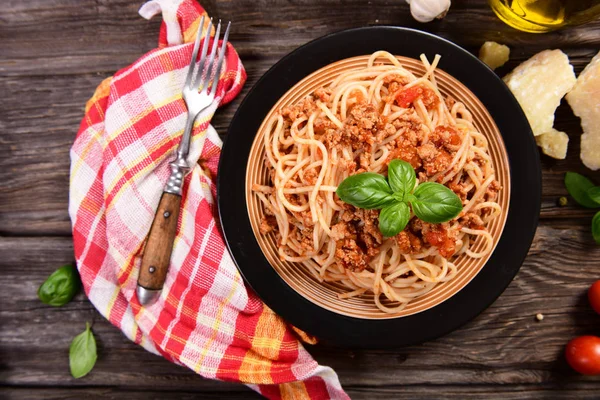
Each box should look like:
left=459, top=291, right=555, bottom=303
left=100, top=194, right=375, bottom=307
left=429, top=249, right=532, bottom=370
left=1, top=229, right=600, bottom=392
left=2, top=388, right=259, bottom=399
left=4, top=385, right=600, bottom=400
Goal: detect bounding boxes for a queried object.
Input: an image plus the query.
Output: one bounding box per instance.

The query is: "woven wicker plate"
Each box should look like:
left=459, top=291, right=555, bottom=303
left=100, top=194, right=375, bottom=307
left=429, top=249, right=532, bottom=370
left=245, top=54, right=510, bottom=320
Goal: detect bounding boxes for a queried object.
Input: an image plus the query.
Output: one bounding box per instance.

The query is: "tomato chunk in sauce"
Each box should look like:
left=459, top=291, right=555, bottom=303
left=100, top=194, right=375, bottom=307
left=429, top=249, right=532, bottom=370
left=423, top=226, right=456, bottom=258
left=395, top=85, right=439, bottom=109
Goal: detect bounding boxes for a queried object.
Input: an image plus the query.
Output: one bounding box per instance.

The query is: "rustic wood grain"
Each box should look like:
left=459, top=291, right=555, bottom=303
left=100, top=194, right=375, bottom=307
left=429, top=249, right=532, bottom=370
left=2, top=0, right=600, bottom=398
left=6, top=386, right=600, bottom=400
left=1, top=0, right=600, bottom=235
left=2, top=389, right=260, bottom=400
left=2, top=226, right=600, bottom=396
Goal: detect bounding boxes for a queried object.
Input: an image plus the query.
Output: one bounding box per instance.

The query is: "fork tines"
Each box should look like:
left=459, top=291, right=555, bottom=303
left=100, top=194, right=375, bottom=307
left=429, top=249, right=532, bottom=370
left=185, top=16, right=231, bottom=96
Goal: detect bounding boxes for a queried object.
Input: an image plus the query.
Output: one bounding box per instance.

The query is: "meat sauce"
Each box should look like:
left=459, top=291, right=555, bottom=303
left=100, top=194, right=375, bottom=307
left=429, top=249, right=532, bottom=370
left=422, top=225, right=456, bottom=258
left=324, top=80, right=469, bottom=270
left=268, top=80, right=499, bottom=272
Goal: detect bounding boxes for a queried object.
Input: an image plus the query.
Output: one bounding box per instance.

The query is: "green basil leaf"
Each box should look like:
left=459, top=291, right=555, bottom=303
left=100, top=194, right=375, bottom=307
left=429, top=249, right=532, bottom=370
left=592, top=211, right=600, bottom=245
left=587, top=186, right=600, bottom=206
left=411, top=182, right=463, bottom=223
left=38, top=264, right=80, bottom=306
left=564, top=172, right=600, bottom=208
left=379, top=202, right=411, bottom=237
left=387, top=159, right=416, bottom=200
left=70, top=322, right=97, bottom=379
left=336, top=172, right=395, bottom=209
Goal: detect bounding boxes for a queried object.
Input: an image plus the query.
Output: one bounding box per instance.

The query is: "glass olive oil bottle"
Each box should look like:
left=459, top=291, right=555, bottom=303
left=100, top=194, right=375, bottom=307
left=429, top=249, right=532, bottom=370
left=489, top=0, right=600, bottom=33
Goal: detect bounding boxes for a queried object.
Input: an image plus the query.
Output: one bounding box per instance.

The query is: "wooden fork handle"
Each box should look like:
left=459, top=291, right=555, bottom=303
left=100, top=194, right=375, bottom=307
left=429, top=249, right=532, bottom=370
left=138, top=192, right=181, bottom=293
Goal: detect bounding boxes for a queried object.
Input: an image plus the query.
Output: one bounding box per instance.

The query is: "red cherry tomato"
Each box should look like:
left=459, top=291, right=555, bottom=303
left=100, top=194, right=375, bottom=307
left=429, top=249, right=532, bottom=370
left=565, top=336, right=600, bottom=375
left=589, top=280, right=600, bottom=315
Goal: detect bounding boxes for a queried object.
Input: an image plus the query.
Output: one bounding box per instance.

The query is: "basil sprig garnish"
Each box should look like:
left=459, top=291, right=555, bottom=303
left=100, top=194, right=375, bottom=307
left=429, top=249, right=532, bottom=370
left=411, top=182, right=463, bottom=224
left=336, top=159, right=463, bottom=237
left=564, top=172, right=600, bottom=245
left=387, top=159, right=416, bottom=200
left=335, top=172, right=396, bottom=209
left=379, top=202, right=411, bottom=237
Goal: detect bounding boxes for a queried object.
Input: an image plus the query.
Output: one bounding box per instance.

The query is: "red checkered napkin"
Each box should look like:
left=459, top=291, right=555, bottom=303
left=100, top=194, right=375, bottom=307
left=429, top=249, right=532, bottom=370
left=68, top=0, right=348, bottom=398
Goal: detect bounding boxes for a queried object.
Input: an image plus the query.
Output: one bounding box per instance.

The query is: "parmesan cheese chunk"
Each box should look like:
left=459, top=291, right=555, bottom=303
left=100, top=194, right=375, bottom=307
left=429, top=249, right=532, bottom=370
left=479, top=41, right=510, bottom=70
left=566, top=51, right=600, bottom=170
left=536, top=129, right=569, bottom=160
left=503, top=50, right=576, bottom=136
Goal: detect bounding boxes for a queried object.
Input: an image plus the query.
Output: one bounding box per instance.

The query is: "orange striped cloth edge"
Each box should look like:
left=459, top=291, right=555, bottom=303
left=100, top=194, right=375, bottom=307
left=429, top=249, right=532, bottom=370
left=68, top=0, right=348, bottom=398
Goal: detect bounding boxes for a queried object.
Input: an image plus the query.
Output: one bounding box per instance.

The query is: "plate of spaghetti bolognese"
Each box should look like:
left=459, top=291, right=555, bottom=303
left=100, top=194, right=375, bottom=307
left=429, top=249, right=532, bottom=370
left=218, top=27, right=540, bottom=347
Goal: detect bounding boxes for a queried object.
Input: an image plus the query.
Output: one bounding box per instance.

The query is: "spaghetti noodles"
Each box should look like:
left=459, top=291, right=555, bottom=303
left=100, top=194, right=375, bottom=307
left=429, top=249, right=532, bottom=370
left=252, top=51, right=502, bottom=313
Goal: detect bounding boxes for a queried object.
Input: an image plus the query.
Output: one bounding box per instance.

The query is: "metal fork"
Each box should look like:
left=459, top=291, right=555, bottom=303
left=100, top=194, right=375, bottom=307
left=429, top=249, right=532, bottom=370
left=137, top=17, right=231, bottom=306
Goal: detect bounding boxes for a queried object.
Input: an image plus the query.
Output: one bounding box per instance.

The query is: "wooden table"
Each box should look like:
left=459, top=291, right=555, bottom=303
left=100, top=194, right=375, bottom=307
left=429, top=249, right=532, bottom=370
left=2, top=1, right=600, bottom=398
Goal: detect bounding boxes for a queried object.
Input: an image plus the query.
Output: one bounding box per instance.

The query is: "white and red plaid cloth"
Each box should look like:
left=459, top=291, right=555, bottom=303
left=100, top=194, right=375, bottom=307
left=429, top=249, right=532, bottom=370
left=68, top=1, right=348, bottom=398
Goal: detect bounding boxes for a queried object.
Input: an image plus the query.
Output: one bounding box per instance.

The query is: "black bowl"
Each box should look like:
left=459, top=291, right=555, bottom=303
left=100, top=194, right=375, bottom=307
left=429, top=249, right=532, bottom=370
left=217, top=26, right=540, bottom=348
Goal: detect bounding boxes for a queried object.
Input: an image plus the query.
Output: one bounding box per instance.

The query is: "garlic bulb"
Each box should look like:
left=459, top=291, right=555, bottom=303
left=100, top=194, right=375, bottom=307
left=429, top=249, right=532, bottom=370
left=406, top=0, right=451, bottom=23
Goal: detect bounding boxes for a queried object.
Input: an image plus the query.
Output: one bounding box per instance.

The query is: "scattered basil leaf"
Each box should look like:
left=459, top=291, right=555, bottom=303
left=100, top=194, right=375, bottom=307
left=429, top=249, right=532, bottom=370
left=564, top=172, right=600, bottom=208
left=70, top=322, right=97, bottom=379
left=411, top=182, right=463, bottom=223
left=587, top=186, right=600, bottom=206
left=379, top=202, right=411, bottom=237
left=387, top=159, right=416, bottom=201
left=593, top=211, right=600, bottom=245
left=336, top=172, right=395, bottom=209
left=38, top=264, right=80, bottom=306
